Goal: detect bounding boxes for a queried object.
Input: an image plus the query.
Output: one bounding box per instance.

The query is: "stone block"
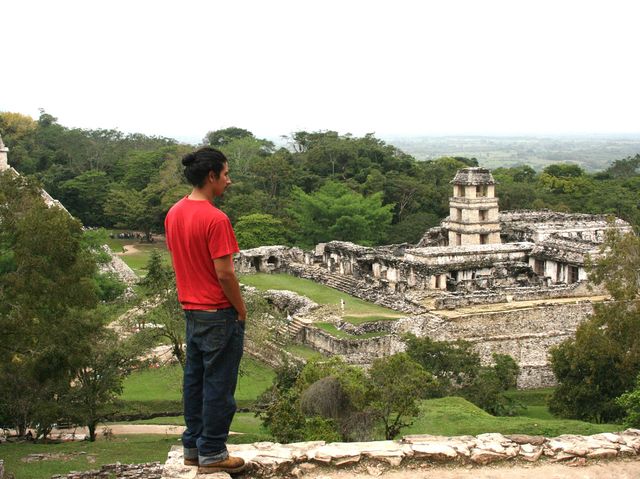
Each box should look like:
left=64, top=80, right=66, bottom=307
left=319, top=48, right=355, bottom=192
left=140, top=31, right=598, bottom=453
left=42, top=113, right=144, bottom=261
left=470, top=449, right=507, bottom=464
left=411, top=444, right=458, bottom=461
left=586, top=448, right=618, bottom=459
left=506, top=434, right=546, bottom=445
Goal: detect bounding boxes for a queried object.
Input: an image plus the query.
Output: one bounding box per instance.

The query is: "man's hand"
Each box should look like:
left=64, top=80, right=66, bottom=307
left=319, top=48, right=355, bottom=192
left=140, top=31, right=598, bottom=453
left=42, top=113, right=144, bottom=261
left=213, top=254, right=247, bottom=321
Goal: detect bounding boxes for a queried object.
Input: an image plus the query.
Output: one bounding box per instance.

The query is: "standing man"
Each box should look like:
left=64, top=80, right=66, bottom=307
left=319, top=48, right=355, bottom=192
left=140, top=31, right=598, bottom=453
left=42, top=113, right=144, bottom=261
left=165, top=147, right=247, bottom=475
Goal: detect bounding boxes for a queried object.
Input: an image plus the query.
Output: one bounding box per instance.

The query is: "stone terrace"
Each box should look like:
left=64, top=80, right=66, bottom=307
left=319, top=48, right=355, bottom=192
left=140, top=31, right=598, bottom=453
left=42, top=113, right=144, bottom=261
left=160, top=430, right=640, bottom=478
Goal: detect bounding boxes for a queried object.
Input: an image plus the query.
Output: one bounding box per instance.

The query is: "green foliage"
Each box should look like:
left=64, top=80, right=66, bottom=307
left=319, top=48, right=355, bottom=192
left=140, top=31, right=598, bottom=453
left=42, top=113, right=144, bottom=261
left=492, top=353, right=520, bottom=391
left=405, top=334, right=521, bottom=417
left=94, top=272, right=127, bottom=302
left=461, top=368, right=519, bottom=417
left=549, top=230, right=640, bottom=423
left=259, top=355, right=432, bottom=442
left=235, top=213, right=288, bottom=249
left=69, top=330, right=139, bottom=441
left=405, top=334, right=480, bottom=394
left=369, top=353, right=435, bottom=439
left=0, top=172, right=123, bottom=438
left=134, top=251, right=185, bottom=366
left=617, top=374, right=640, bottom=427
left=139, top=249, right=173, bottom=293
left=204, top=127, right=255, bottom=147
left=288, top=181, right=394, bottom=247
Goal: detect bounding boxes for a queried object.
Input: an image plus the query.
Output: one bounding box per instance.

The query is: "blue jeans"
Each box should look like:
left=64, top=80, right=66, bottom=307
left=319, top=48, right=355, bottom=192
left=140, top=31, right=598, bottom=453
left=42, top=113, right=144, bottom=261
left=182, top=308, right=244, bottom=464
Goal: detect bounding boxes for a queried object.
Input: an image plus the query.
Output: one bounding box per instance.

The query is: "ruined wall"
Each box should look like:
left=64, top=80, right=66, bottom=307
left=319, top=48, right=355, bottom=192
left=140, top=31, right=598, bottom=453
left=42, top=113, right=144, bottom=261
left=392, top=302, right=596, bottom=388
left=434, top=281, right=598, bottom=309
left=299, top=302, right=592, bottom=387
left=302, top=327, right=404, bottom=364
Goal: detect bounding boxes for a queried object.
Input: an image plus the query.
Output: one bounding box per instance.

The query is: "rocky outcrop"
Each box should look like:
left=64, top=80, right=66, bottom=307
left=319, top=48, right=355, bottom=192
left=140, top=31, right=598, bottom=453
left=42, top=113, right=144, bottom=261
left=160, top=429, right=640, bottom=478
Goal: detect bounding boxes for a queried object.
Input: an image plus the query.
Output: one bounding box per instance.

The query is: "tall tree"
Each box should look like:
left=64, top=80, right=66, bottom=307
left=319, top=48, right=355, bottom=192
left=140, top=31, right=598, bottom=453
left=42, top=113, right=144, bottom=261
left=0, top=172, right=101, bottom=437
left=288, top=181, right=394, bottom=247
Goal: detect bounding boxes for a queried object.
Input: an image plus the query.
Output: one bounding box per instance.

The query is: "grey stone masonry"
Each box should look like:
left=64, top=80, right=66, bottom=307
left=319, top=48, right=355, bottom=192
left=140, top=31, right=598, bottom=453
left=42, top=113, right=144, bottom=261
left=160, top=430, right=640, bottom=478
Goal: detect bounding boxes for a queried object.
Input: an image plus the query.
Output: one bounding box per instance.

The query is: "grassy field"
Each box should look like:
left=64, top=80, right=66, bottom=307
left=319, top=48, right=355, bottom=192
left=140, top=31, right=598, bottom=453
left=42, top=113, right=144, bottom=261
left=0, top=388, right=624, bottom=479
left=284, top=343, right=327, bottom=361
left=119, top=357, right=275, bottom=410
left=405, top=396, right=622, bottom=437
left=1, top=435, right=181, bottom=479
left=105, top=230, right=170, bottom=276
left=239, top=273, right=403, bottom=322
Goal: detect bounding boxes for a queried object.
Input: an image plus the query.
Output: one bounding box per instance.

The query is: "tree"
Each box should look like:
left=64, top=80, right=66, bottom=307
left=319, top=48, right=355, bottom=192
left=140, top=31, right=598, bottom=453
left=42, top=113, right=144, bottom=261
left=70, top=330, right=138, bottom=441
left=0, top=172, right=102, bottom=437
left=104, top=185, right=163, bottom=242
left=368, top=353, right=434, bottom=439
left=59, top=170, right=112, bottom=226
left=617, top=373, right=640, bottom=427
left=288, top=181, right=394, bottom=247
left=405, top=334, right=480, bottom=395
left=235, top=213, right=288, bottom=249
left=135, top=251, right=186, bottom=367
left=549, top=230, right=640, bottom=422
left=204, top=127, right=254, bottom=147
left=492, top=353, right=520, bottom=391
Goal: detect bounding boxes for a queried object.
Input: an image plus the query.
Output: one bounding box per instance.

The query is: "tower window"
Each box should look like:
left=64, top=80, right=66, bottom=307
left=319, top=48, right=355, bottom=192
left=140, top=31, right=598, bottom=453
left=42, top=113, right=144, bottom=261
left=457, top=208, right=462, bottom=221
left=480, top=233, right=489, bottom=244
left=458, top=185, right=466, bottom=197
left=456, top=233, right=462, bottom=246
left=479, top=209, right=488, bottom=221
left=476, top=185, right=488, bottom=197
left=534, top=259, right=545, bottom=276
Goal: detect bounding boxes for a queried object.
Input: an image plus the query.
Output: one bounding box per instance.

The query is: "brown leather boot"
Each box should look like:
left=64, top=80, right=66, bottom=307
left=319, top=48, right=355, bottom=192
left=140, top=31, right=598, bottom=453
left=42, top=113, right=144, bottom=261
left=197, top=455, right=246, bottom=474
left=183, top=457, right=198, bottom=466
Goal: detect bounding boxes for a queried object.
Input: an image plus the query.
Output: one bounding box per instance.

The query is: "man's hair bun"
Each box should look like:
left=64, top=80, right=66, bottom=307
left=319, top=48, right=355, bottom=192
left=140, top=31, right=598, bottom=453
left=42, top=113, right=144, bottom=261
left=182, top=153, right=197, bottom=166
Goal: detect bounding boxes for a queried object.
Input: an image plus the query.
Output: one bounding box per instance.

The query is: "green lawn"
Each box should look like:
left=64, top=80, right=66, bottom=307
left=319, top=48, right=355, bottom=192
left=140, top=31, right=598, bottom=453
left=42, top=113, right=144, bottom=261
left=284, top=343, right=327, bottom=361
left=1, top=435, right=181, bottom=479
left=405, top=396, right=622, bottom=437
left=504, top=388, right=556, bottom=420
left=239, top=273, right=403, bottom=322
left=105, top=230, right=170, bottom=276
left=112, top=412, right=266, bottom=435
left=119, top=358, right=275, bottom=410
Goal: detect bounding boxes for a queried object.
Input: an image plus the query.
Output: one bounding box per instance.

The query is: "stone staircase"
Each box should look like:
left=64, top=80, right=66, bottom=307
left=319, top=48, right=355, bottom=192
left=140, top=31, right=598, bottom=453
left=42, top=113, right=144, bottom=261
left=285, top=317, right=307, bottom=340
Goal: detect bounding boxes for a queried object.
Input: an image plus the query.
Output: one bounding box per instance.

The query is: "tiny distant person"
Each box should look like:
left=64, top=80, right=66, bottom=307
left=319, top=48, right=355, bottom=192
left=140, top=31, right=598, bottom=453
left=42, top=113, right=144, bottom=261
left=164, top=147, right=247, bottom=475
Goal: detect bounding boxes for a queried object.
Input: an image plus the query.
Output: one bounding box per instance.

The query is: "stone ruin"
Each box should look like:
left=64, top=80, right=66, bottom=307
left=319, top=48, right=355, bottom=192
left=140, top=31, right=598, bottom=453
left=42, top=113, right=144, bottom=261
left=160, top=429, right=640, bottom=478
left=235, top=167, right=634, bottom=388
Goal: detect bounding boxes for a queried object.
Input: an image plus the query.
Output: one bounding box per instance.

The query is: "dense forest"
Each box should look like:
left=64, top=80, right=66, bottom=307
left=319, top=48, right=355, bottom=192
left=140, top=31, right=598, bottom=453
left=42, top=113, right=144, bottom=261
left=1, top=111, right=639, bottom=248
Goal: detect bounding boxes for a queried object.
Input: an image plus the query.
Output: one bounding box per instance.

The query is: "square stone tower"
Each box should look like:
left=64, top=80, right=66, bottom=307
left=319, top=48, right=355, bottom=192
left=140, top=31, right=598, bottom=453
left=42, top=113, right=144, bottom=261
left=0, top=135, right=8, bottom=171
left=446, top=167, right=501, bottom=246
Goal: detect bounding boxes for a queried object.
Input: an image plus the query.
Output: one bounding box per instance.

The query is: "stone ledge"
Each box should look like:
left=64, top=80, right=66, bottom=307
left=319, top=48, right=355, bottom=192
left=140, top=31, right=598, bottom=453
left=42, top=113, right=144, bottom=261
left=160, top=429, right=640, bottom=478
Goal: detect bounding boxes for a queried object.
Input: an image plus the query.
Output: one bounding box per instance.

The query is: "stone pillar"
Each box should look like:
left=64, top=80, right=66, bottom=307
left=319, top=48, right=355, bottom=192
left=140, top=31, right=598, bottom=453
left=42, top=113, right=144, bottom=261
left=0, top=134, right=8, bottom=171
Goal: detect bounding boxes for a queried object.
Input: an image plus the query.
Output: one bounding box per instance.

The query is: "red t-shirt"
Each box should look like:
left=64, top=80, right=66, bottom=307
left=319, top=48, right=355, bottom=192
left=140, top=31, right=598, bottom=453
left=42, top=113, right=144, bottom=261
left=164, top=196, right=239, bottom=310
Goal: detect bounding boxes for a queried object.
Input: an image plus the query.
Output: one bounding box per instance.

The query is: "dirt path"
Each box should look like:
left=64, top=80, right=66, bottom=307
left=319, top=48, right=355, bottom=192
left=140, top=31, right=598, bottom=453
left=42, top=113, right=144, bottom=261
left=115, top=244, right=142, bottom=255
left=304, top=459, right=640, bottom=479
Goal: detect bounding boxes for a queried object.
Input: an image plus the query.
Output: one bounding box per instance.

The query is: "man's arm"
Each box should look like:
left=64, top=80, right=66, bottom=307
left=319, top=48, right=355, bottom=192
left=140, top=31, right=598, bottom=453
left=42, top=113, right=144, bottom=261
left=213, top=254, right=247, bottom=321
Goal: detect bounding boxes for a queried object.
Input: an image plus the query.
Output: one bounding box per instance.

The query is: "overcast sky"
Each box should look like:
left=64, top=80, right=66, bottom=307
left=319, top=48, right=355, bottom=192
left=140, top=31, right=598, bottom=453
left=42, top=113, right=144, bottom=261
left=3, top=0, right=639, bottom=143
